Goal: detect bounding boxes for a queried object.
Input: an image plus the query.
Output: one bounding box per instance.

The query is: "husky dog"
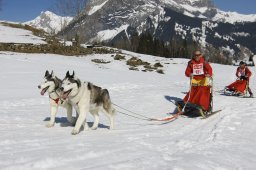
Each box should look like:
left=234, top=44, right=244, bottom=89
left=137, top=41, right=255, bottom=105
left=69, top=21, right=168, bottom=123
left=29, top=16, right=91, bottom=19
left=38, top=70, right=76, bottom=127
left=61, top=71, right=116, bottom=135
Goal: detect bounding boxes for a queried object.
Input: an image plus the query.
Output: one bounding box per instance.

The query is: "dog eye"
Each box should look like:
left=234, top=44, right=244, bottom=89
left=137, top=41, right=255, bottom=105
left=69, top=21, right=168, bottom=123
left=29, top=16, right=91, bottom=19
left=68, top=83, right=71, bottom=85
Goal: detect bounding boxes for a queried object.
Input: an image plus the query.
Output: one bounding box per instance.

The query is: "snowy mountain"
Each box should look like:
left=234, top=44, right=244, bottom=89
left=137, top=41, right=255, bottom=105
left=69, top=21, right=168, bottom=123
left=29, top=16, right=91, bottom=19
left=159, top=0, right=256, bottom=23
left=59, top=0, right=256, bottom=58
left=1, top=23, right=256, bottom=169
left=213, top=9, right=256, bottom=24
left=24, top=11, right=73, bottom=34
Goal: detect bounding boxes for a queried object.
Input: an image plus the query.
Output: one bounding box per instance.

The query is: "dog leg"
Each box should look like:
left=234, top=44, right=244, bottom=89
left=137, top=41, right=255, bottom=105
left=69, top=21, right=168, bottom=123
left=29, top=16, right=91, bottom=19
left=102, top=109, right=114, bottom=130
left=108, top=115, right=114, bottom=130
left=82, top=120, right=89, bottom=131
left=91, top=111, right=99, bottom=130
left=72, top=107, right=87, bottom=135
left=75, top=107, right=89, bottom=131
left=66, top=104, right=76, bottom=126
left=47, top=105, right=58, bottom=128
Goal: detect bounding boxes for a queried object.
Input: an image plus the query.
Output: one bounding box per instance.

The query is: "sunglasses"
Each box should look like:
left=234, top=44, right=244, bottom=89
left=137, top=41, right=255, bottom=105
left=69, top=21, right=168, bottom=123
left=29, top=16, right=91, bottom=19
left=195, top=54, right=201, bottom=56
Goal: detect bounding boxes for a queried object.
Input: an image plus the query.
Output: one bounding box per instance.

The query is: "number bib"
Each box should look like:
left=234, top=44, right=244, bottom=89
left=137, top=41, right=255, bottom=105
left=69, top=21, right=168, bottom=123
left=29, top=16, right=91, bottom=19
left=193, top=63, right=204, bottom=75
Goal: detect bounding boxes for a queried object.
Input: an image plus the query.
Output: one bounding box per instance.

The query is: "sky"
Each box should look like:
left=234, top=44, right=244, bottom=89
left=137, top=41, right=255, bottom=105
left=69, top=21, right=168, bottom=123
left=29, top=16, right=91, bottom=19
left=213, top=0, right=256, bottom=14
left=0, top=0, right=256, bottom=22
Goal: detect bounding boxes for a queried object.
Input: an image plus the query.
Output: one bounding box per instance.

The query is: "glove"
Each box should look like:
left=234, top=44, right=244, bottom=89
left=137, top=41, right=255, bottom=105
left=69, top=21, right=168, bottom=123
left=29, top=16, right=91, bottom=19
left=240, top=76, right=247, bottom=80
left=205, top=74, right=211, bottom=77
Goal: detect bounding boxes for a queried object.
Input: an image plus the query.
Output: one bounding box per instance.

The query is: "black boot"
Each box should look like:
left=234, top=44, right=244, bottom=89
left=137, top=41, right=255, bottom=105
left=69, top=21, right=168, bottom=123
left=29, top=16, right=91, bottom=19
left=248, top=87, right=253, bottom=98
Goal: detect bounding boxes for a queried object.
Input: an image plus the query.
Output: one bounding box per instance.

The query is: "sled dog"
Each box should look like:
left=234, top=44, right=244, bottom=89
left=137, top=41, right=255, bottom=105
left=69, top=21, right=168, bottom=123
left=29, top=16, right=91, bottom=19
left=61, top=71, right=116, bottom=135
left=38, top=70, right=76, bottom=127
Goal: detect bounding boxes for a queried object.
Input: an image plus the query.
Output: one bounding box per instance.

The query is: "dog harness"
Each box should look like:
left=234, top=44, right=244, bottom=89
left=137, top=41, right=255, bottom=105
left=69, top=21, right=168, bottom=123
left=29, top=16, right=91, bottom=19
left=49, top=96, right=61, bottom=104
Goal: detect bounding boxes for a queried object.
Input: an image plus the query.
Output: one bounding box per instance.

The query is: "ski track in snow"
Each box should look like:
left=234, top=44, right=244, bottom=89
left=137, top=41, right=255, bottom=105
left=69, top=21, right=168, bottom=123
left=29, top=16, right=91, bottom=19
left=0, top=51, right=256, bottom=170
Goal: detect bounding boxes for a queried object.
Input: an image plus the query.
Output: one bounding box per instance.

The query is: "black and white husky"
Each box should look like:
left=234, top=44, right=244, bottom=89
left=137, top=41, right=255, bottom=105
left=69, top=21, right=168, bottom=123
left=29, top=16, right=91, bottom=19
left=61, top=71, right=116, bottom=135
left=38, top=70, right=76, bottom=127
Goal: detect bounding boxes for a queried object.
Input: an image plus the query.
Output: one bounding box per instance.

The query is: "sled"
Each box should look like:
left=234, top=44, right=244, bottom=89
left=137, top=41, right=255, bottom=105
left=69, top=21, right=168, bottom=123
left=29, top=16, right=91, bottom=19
left=224, top=79, right=249, bottom=97
left=175, top=77, right=220, bottom=118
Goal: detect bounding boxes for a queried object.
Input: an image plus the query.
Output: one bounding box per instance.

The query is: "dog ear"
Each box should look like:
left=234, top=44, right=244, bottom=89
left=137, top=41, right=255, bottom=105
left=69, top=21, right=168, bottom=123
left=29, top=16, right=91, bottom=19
left=66, top=71, right=70, bottom=78
left=45, top=70, right=49, bottom=77
left=51, top=70, right=54, bottom=77
left=71, top=71, right=75, bottom=78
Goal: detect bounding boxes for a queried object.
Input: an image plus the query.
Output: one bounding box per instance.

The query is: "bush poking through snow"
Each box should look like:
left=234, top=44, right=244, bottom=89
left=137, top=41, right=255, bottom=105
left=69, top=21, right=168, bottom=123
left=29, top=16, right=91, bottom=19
left=144, top=65, right=155, bottom=70
left=91, top=59, right=111, bottom=64
left=126, top=57, right=150, bottom=67
left=156, top=69, right=164, bottom=74
left=154, top=62, right=163, bottom=68
left=129, top=67, right=139, bottom=71
left=114, top=54, right=126, bottom=60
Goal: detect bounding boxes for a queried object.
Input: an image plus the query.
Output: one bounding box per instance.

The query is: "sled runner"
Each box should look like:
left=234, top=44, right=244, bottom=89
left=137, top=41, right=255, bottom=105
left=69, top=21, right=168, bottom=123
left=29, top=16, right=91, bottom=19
left=175, top=77, right=220, bottom=118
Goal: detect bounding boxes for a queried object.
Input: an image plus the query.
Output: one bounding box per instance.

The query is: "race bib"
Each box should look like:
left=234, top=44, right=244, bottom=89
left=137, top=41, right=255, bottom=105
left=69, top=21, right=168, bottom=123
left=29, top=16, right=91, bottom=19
left=193, top=63, right=204, bottom=75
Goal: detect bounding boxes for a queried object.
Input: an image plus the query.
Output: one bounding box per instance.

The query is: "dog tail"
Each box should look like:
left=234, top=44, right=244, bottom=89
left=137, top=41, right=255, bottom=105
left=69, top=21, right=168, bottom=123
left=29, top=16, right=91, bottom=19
left=102, top=89, right=116, bottom=115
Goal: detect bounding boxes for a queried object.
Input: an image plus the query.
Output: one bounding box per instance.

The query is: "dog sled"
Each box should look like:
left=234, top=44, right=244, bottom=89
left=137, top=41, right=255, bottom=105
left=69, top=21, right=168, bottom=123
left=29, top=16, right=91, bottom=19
left=223, top=78, right=250, bottom=97
left=175, top=77, right=220, bottom=119
left=112, top=77, right=221, bottom=123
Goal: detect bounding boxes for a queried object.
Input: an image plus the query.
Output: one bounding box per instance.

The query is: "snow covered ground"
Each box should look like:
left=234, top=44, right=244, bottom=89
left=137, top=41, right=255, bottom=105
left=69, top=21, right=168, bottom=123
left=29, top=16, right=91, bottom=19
left=0, top=21, right=256, bottom=170
left=0, top=23, right=46, bottom=44
left=0, top=50, right=256, bottom=170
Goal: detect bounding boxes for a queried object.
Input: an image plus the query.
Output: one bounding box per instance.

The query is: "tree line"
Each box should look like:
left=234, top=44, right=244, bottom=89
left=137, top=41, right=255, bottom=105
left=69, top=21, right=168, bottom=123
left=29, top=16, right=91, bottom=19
left=109, top=32, right=232, bottom=65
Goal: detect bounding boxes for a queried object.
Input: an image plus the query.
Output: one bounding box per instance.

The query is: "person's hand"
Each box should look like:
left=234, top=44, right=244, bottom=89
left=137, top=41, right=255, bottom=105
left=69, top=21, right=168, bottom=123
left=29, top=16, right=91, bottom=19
left=190, top=73, right=193, bottom=78
left=240, top=76, right=247, bottom=80
left=205, top=74, right=211, bottom=77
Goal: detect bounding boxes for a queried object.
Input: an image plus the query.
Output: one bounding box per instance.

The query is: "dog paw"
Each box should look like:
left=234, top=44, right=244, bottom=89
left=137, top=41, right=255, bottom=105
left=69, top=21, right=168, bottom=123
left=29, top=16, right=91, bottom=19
left=46, top=123, right=54, bottom=128
left=71, top=129, right=79, bottom=135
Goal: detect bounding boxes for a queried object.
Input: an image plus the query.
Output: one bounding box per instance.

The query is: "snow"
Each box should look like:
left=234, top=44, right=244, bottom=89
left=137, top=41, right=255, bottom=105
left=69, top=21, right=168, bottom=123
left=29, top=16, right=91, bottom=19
left=200, top=21, right=207, bottom=48
left=213, top=9, right=256, bottom=24
left=0, top=23, right=46, bottom=45
left=175, top=23, right=188, bottom=39
left=1, top=22, right=256, bottom=170
left=183, top=11, right=195, bottom=18
left=203, top=21, right=218, bottom=30
left=88, top=0, right=109, bottom=15
left=92, top=24, right=129, bottom=42
left=222, top=46, right=235, bottom=55
left=214, top=32, right=222, bottom=39
left=180, top=4, right=208, bottom=14
left=232, top=32, right=250, bottom=37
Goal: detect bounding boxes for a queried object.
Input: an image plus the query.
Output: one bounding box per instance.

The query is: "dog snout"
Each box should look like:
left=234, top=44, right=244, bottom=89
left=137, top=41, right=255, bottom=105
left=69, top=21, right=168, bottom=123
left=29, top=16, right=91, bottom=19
left=60, top=87, right=64, bottom=91
left=38, top=85, right=41, bottom=89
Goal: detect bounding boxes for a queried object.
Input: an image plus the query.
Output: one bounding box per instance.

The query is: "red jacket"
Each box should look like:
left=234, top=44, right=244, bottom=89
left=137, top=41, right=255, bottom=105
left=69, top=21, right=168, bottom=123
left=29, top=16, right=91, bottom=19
left=236, top=66, right=252, bottom=80
left=185, top=57, right=213, bottom=80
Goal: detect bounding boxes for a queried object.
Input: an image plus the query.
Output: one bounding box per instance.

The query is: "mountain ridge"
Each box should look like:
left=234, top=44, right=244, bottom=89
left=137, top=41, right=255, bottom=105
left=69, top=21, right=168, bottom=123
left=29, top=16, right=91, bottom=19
left=24, top=11, right=73, bottom=34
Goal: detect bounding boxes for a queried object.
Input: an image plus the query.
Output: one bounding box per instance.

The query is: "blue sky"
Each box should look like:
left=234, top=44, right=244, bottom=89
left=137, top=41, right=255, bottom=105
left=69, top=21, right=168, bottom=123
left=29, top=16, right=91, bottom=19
left=0, top=0, right=53, bottom=22
left=213, top=0, right=256, bottom=14
left=0, top=0, right=256, bottom=22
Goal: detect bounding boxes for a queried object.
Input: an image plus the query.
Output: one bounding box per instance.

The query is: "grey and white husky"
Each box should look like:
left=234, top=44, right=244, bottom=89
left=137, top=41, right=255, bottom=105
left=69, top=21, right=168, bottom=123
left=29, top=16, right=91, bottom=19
left=38, top=70, right=76, bottom=127
left=61, top=71, right=116, bottom=135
